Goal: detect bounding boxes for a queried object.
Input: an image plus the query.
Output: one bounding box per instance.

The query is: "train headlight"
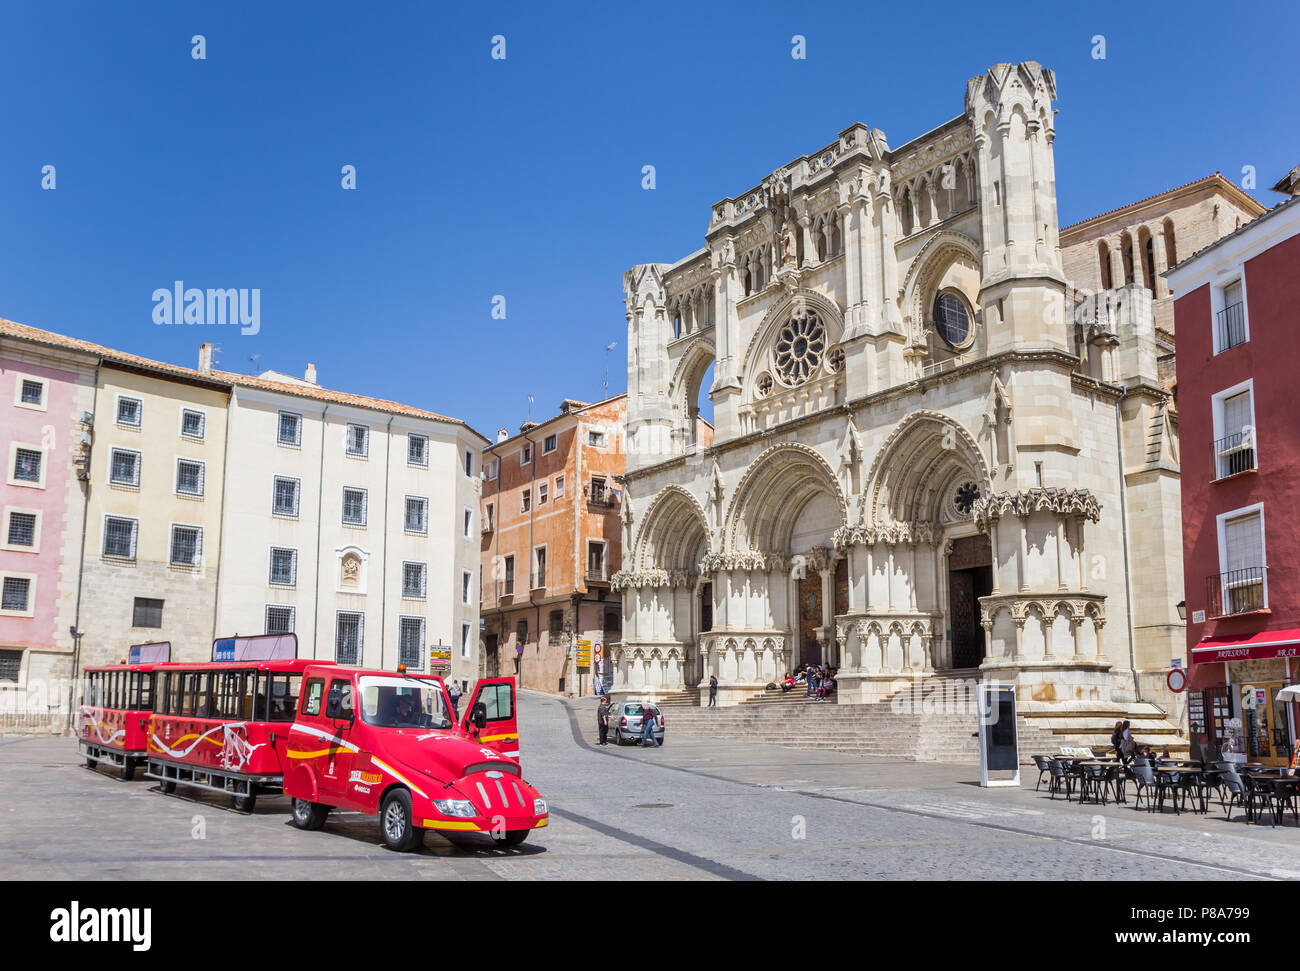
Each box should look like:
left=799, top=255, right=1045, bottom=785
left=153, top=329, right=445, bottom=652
left=433, top=799, right=476, bottom=817
left=533, top=797, right=547, bottom=816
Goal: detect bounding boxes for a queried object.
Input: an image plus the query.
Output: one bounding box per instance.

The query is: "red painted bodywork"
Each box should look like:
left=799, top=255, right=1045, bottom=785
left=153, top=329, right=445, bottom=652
left=147, top=658, right=324, bottom=779
left=79, top=664, right=164, bottom=756
left=284, top=669, right=545, bottom=835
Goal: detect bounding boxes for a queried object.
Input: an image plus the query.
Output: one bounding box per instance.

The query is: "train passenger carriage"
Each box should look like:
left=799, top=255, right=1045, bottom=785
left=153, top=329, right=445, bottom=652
left=146, top=633, right=320, bottom=811
left=78, top=641, right=171, bottom=780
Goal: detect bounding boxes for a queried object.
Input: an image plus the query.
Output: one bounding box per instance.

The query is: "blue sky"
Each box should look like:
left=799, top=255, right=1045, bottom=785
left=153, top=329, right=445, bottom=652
left=1, top=1, right=1291, bottom=437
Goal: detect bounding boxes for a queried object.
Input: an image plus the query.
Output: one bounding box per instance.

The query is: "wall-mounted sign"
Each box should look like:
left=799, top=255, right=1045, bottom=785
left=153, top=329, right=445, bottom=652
left=1167, top=668, right=1187, bottom=693
left=429, top=645, right=451, bottom=670
left=576, top=638, right=592, bottom=669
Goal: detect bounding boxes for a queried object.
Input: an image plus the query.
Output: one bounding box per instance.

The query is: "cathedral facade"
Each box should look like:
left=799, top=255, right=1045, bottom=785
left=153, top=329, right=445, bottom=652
left=610, top=62, right=1185, bottom=717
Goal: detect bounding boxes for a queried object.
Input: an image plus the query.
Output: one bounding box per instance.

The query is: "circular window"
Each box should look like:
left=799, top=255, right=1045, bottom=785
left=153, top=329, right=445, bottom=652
left=774, top=313, right=826, bottom=386
left=954, top=481, right=980, bottom=515
left=934, top=291, right=972, bottom=348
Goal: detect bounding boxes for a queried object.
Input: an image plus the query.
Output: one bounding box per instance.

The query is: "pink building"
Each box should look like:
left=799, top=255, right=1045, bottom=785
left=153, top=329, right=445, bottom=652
left=0, top=337, right=96, bottom=729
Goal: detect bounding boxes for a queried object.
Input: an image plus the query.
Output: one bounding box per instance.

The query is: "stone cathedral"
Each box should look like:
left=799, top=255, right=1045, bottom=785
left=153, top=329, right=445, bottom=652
left=610, top=63, right=1184, bottom=723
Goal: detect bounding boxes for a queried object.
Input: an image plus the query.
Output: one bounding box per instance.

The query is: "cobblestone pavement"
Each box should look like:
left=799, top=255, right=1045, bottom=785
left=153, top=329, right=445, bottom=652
left=3, top=691, right=1299, bottom=880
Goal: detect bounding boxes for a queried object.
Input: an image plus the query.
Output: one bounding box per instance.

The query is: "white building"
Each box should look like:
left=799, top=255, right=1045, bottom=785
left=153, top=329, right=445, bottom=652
left=204, top=346, right=489, bottom=688
left=612, top=62, right=1185, bottom=726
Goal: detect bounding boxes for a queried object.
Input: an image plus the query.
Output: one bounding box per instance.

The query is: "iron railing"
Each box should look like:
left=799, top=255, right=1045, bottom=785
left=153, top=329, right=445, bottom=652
left=1212, top=431, right=1256, bottom=479
left=1216, top=302, right=1246, bottom=351
left=586, top=566, right=608, bottom=583
left=1205, top=566, right=1267, bottom=617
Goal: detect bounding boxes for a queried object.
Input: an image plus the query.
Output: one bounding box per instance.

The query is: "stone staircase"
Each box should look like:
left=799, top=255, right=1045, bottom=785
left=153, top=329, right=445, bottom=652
left=661, top=675, right=1185, bottom=764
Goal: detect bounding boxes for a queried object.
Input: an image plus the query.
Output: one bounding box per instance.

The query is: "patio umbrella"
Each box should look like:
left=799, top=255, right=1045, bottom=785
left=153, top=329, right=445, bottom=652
left=1278, top=685, right=1300, bottom=702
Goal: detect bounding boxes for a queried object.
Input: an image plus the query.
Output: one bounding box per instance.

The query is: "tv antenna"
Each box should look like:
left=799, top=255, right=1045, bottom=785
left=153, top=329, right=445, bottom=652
left=527, top=394, right=534, bottom=421
left=248, top=353, right=261, bottom=375
left=604, top=341, right=617, bottom=394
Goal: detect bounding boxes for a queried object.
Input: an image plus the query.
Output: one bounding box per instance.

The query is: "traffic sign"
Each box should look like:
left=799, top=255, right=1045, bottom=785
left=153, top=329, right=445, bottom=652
left=1166, top=668, right=1187, bottom=693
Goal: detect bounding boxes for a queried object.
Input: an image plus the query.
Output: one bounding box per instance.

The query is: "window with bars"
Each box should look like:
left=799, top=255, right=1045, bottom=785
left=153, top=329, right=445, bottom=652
left=110, top=448, right=141, bottom=487
left=278, top=411, right=302, bottom=446
left=175, top=459, right=205, bottom=497
left=103, top=517, right=138, bottom=559
left=265, top=605, right=295, bottom=635
left=346, top=423, right=369, bottom=457
left=342, top=488, right=367, bottom=525
left=169, top=525, right=202, bottom=566
left=20, top=380, right=44, bottom=406
left=13, top=448, right=42, bottom=483
left=404, top=496, right=428, bottom=534
left=402, top=562, right=427, bottom=599
left=269, top=547, right=298, bottom=587
left=336, top=612, right=363, bottom=664
left=116, top=397, right=142, bottom=426
left=1, top=577, right=31, bottom=611
left=181, top=409, right=206, bottom=440
left=548, top=610, right=563, bottom=636
left=408, top=434, right=429, bottom=467
left=132, top=597, right=163, bottom=628
left=7, top=512, right=36, bottom=547
left=516, top=619, right=528, bottom=645
left=399, top=617, right=424, bottom=668
left=0, top=649, right=21, bottom=681
left=273, top=476, right=300, bottom=517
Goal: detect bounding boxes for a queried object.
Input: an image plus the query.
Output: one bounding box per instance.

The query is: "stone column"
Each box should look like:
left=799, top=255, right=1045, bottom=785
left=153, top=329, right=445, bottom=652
left=926, top=182, right=940, bottom=228
left=1150, top=227, right=1170, bottom=298
left=907, top=187, right=920, bottom=235
left=1072, top=613, right=1085, bottom=660
left=877, top=188, right=901, bottom=329
left=856, top=197, right=876, bottom=331
left=1056, top=519, right=1068, bottom=591
left=1108, top=238, right=1125, bottom=290
left=840, top=202, right=859, bottom=314
left=800, top=212, right=816, bottom=267
left=989, top=520, right=1003, bottom=594
left=1017, top=516, right=1029, bottom=593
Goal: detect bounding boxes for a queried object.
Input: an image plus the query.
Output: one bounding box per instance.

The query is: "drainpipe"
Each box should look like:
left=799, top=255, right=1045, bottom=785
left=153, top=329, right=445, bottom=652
left=210, top=384, right=234, bottom=642
left=379, top=415, right=393, bottom=669
left=66, top=357, right=101, bottom=733
left=311, top=404, right=330, bottom=658
left=1114, top=387, right=1142, bottom=702
left=522, top=428, right=539, bottom=692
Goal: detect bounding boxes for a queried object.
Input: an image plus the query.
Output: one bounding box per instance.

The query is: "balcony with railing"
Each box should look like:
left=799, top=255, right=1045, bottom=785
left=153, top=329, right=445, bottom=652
left=1212, top=431, right=1257, bottom=480
left=1216, top=302, right=1247, bottom=351
left=499, top=578, right=515, bottom=598
left=587, top=484, right=618, bottom=508
left=1206, top=566, right=1267, bottom=618
left=586, top=564, right=609, bottom=584
left=530, top=570, right=546, bottom=590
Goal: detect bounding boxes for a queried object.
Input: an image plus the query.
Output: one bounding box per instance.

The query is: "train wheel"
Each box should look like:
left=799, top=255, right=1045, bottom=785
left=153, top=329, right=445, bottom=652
left=233, top=790, right=258, bottom=813
left=121, top=762, right=136, bottom=782
left=491, top=830, right=529, bottom=848
left=291, top=798, right=330, bottom=831
left=380, top=789, right=423, bottom=852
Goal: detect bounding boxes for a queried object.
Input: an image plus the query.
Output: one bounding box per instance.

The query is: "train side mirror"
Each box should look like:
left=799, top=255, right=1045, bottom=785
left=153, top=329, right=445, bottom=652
left=471, top=702, right=488, bottom=730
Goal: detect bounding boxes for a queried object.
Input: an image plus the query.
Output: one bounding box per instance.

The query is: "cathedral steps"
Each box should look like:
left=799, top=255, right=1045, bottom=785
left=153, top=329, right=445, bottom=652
left=654, top=687, right=702, bottom=709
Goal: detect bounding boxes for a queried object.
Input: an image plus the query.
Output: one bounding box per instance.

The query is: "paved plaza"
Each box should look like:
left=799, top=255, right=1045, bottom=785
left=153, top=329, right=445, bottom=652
left=2, top=690, right=1298, bottom=881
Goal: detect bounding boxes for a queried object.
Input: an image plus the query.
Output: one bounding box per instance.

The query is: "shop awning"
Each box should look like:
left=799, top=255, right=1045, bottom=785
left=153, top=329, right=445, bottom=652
left=1192, top=629, right=1300, bottom=663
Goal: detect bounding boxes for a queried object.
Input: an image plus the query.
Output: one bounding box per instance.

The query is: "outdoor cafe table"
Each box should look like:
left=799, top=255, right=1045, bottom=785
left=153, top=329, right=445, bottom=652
left=1154, top=766, right=1207, bottom=813
left=1075, top=761, right=1126, bottom=803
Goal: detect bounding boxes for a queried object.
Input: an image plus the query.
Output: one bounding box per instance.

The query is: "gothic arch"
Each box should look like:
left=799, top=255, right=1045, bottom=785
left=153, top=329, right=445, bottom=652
left=865, top=410, right=992, bottom=527
left=738, top=288, right=845, bottom=392
left=666, top=339, right=716, bottom=428
left=724, top=441, right=848, bottom=552
left=899, top=230, right=981, bottom=334
left=636, top=485, right=710, bottom=571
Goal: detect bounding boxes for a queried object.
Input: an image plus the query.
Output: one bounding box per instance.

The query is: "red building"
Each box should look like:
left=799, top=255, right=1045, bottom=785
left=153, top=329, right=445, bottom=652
left=1167, top=183, right=1300, bottom=767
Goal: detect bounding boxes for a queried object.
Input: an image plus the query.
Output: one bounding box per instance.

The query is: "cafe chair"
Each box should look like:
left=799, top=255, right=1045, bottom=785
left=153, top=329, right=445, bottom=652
left=1031, top=755, right=1053, bottom=792
left=1046, top=759, right=1075, bottom=801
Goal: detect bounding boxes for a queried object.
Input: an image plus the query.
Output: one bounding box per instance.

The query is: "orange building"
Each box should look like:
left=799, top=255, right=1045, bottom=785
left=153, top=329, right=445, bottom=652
left=479, top=395, right=627, bottom=695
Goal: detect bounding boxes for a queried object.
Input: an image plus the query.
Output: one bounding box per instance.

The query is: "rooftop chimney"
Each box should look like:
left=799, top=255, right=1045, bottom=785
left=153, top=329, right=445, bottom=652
left=520, top=421, right=538, bottom=435
left=304, top=363, right=318, bottom=385
left=198, top=342, right=213, bottom=373
left=497, top=428, right=509, bottom=443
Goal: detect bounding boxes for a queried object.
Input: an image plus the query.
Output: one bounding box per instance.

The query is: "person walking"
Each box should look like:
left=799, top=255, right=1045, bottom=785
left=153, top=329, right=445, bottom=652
left=640, top=702, right=659, bottom=747
left=597, top=696, right=610, bottom=746
left=806, top=663, right=817, bottom=699
left=708, top=675, right=718, bottom=708
left=448, top=680, right=462, bottom=720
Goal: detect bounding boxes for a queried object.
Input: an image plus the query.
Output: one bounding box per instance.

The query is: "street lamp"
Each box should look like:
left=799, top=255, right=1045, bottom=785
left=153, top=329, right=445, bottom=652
left=1176, top=601, right=1186, bottom=622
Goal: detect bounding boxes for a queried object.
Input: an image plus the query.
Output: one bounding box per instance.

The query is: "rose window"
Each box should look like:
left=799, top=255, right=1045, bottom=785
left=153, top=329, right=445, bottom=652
left=774, top=313, right=826, bottom=386
left=954, top=481, right=980, bottom=514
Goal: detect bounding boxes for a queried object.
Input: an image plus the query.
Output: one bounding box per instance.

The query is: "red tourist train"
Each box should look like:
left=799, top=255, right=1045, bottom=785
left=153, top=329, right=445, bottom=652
left=82, top=633, right=546, bottom=850
left=78, top=641, right=172, bottom=780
